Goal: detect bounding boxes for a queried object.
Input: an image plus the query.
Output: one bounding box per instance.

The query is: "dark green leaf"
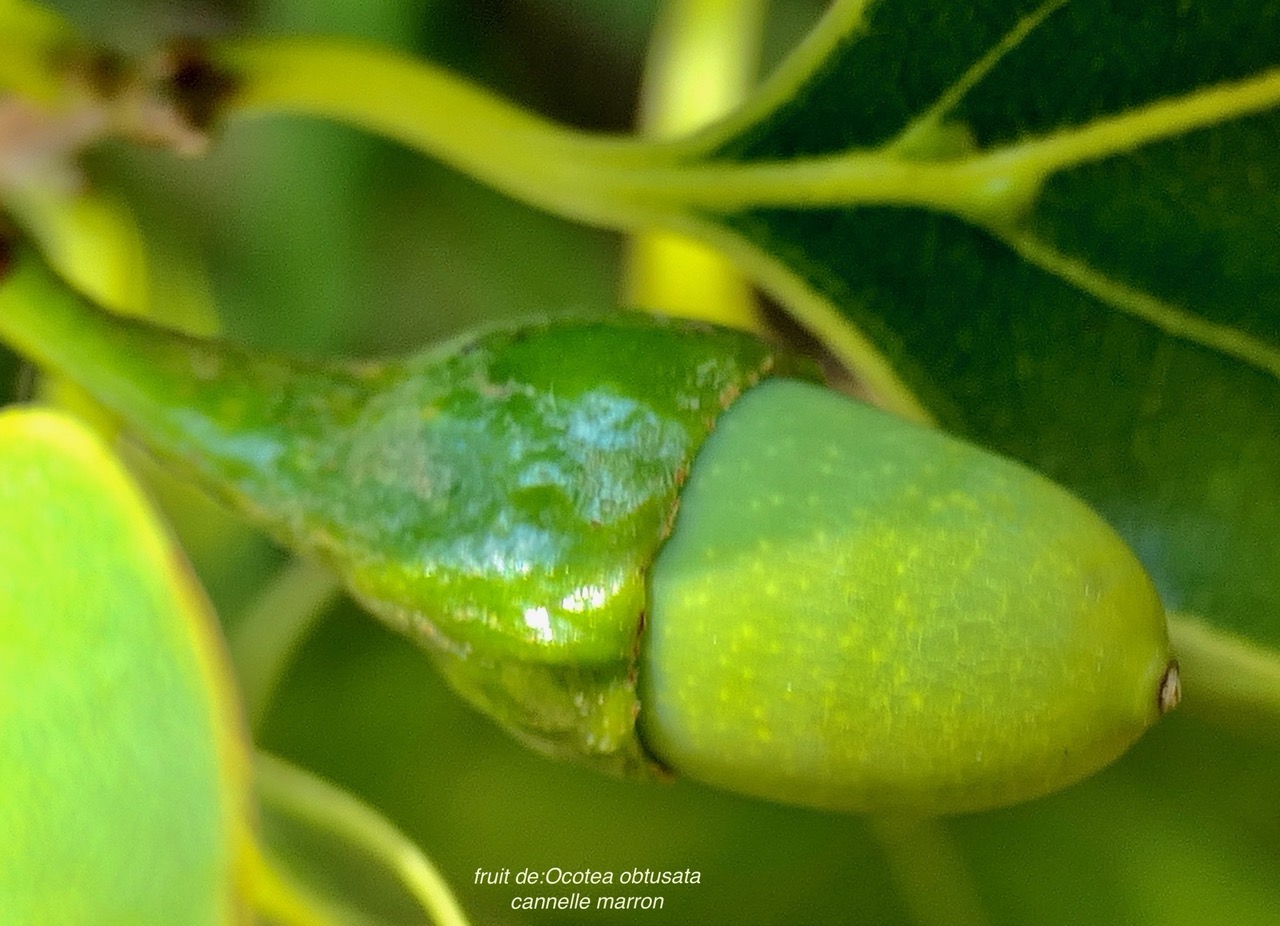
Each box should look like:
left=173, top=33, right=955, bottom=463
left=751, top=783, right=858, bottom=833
left=688, top=0, right=1280, bottom=653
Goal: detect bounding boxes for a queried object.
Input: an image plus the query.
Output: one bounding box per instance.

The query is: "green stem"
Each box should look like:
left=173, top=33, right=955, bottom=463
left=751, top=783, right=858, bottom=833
left=203, top=36, right=995, bottom=224
left=637, top=0, right=766, bottom=135
left=212, top=38, right=689, bottom=228
left=230, top=557, right=342, bottom=735
left=623, top=0, right=767, bottom=329
left=1168, top=613, right=1280, bottom=727
left=0, top=236, right=388, bottom=632
left=0, top=234, right=370, bottom=541
left=208, top=39, right=969, bottom=222
left=254, top=752, right=472, bottom=926
left=0, top=236, right=184, bottom=397
left=868, top=816, right=990, bottom=926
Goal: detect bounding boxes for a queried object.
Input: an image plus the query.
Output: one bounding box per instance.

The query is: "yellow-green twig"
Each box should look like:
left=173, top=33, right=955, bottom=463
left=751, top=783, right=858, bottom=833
left=623, top=0, right=768, bottom=331
left=208, top=39, right=1280, bottom=230
left=1168, top=613, right=1280, bottom=725
left=254, top=752, right=472, bottom=926
left=230, top=558, right=342, bottom=734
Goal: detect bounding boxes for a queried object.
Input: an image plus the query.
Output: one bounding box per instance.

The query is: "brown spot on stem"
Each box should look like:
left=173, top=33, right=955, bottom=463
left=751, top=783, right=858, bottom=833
left=1158, top=660, right=1181, bottom=714
left=162, top=38, right=238, bottom=134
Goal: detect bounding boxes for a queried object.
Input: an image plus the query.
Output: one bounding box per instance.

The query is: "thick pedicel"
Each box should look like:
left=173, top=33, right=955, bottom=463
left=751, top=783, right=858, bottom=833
left=0, top=239, right=809, bottom=776
left=642, top=379, right=1175, bottom=814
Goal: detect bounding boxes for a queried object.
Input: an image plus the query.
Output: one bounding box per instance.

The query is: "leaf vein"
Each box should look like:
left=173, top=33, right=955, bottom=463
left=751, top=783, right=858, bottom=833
left=995, top=229, right=1280, bottom=381
left=888, top=0, right=1068, bottom=154
left=982, top=66, right=1280, bottom=179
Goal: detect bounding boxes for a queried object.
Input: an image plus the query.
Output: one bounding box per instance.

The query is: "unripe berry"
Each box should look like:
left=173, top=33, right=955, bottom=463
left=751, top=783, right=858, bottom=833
left=642, top=380, right=1174, bottom=814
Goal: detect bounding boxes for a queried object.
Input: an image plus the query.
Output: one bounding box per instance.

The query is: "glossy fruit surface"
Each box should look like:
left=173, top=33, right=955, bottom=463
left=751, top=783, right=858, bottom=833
left=642, top=379, right=1173, bottom=814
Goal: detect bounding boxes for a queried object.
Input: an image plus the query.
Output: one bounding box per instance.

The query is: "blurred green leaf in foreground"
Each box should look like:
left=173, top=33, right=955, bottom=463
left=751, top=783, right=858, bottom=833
left=0, top=406, right=253, bottom=924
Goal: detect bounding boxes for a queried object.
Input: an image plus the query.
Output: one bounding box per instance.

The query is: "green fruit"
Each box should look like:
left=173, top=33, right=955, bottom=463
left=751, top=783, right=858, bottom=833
left=641, top=379, right=1174, bottom=814
left=0, top=237, right=1176, bottom=813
